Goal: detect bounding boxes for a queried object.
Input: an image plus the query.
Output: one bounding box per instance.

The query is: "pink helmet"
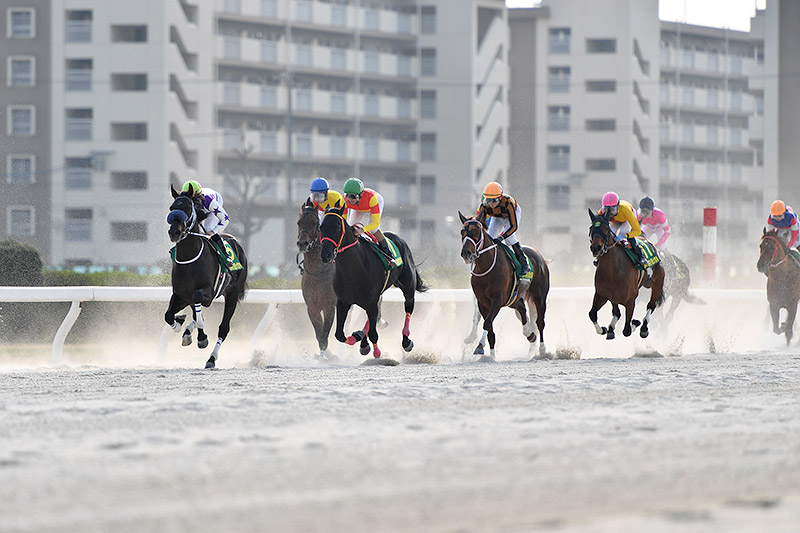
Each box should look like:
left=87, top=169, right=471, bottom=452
left=601, top=191, right=619, bottom=207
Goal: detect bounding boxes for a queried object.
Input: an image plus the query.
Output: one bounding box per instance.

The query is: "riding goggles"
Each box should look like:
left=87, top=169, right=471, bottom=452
left=311, top=192, right=327, bottom=203
left=345, top=193, right=361, bottom=202
left=483, top=197, right=500, bottom=206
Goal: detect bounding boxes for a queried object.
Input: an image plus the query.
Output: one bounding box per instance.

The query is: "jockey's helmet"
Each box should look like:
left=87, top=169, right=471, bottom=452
left=771, top=200, right=786, bottom=217
left=310, top=177, right=329, bottom=193
left=483, top=181, right=503, bottom=199
left=181, top=180, right=202, bottom=196
left=639, top=196, right=655, bottom=210
left=601, top=191, right=619, bottom=207
left=343, top=177, right=364, bottom=195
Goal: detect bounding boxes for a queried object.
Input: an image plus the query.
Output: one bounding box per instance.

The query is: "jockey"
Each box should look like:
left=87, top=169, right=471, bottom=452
left=637, top=196, right=672, bottom=251
left=308, top=177, right=343, bottom=224
left=342, top=177, right=394, bottom=264
left=475, top=181, right=529, bottom=276
left=767, top=200, right=800, bottom=249
left=598, top=191, right=648, bottom=271
left=182, top=179, right=233, bottom=267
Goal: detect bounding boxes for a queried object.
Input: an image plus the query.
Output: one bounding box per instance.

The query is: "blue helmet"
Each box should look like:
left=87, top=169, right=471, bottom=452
left=310, top=177, right=329, bottom=193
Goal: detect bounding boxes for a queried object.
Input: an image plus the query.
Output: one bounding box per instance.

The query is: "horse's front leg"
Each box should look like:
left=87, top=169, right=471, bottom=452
left=622, top=301, right=636, bottom=337
left=770, top=301, right=784, bottom=334
left=165, top=295, right=186, bottom=332
left=193, top=289, right=211, bottom=349
left=182, top=305, right=198, bottom=347
left=589, top=293, right=610, bottom=337
left=334, top=299, right=354, bottom=345
left=364, top=303, right=382, bottom=358
left=513, top=300, right=538, bottom=359
left=784, top=302, right=798, bottom=345
left=482, top=298, right=503, bottom=359
left=205, top=291, right=240, bottom=369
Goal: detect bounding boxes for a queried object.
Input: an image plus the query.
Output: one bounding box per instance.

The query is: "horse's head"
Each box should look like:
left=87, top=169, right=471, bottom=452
left=167, top=190, right=197, bottom=243
left=319, top=201, right=348, bottom=263
left=297, top=198, right=320, bottom=253
left=588, top=208, right=615, bottom=258
left=459, top=211, right=487, bottom=264
left=758, top=228, right=784, bottom=274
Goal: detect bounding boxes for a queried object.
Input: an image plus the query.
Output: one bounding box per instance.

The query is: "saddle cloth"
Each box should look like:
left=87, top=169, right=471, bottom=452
left=363, top=235, right=403, bottom=271
left=500, top=243, right=534, bottom=280
left=169, top=237, right=243, bottom=273
left=621, top=238, right=660, bottom=271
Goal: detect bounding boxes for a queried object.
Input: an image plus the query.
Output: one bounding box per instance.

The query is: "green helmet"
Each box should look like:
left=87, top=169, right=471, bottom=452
left=181, top=179, right=202, bottom=196
left=343, top=177, right=364, bottom=195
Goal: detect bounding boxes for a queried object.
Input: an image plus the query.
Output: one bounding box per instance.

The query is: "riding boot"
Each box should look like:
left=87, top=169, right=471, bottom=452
left=378, top=238, right=396, bottom=266
left=512, top=243, right=530, bottom=276
left=210, top=233, right=233, bottom=267
left=629, top=237, right=650, bottom=274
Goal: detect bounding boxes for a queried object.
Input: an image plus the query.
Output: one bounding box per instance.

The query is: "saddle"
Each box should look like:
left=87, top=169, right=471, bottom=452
left=361, top=234, right=403, bottom=271
left=621, top=238, right=660, bottom=271
left=169, top=236, right=243, bottom=273
left=499, top=243, right=534, bottom=280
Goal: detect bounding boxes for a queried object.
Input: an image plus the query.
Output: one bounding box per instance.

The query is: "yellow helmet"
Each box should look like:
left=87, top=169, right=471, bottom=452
left=771, top=200, right=786, bottom=216
left=483, top=181, right=503, bottom=199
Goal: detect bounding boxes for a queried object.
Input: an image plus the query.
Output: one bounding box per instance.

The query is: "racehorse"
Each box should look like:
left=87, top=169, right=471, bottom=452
left=757, top=228, right=800, bottom=345
left=319, top=203, right=427, bottom=359
left=588, top=209, right=665, bottom=339
left=458, top=212, right=550, bottom=359
left=659, top=251, right=705, bottom=323
left=165, top=185, right=248, bottom=368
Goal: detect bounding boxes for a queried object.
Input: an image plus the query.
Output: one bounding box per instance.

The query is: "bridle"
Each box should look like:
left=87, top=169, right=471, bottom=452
left=461, top=219, right=498, bottom=277
left=297, top=209, right=320, bottom=252
left=320, top=211, right=359, bottom=259
left=589, top=219, right=616, bottom=258
left=761, top=234, right=788, bottom=268
left=168, top=200, right=206, bottom=264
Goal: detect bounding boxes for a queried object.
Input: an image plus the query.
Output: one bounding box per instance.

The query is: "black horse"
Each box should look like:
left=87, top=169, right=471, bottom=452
left=319, top=203, right=427, bottom=359
left=165, top=185, right=248, bottom=368
left=659, top=251, right=705, bottom=323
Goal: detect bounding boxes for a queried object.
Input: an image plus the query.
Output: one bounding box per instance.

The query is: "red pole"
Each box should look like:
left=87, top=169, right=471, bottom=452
left=703, top=207, right=717, bottom=282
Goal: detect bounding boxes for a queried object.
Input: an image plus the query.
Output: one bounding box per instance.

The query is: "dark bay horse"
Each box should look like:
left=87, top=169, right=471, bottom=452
left=659, top=251, right=705, bottom=323
left=458, top=212, right=549, bottom=359
left=757, top=229, right=800, bottom=345
left=319, top=203, right=427, bottom=358
left=588, top=209, right=664, bottom=339
left=165, top=186, right=247, bottom=368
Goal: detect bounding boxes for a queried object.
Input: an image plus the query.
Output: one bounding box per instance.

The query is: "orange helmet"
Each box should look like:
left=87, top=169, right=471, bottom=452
left=771, top=200, right=786, bottom=217
left=483, top=181, right=503, bottom=199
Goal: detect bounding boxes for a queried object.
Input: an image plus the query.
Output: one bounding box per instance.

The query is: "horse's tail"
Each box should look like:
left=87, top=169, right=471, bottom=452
left=682, top=291, right=706, bottom=305
left=415, top=268, right=429, bottom=293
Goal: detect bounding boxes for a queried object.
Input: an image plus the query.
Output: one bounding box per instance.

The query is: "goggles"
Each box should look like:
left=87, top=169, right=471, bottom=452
left=483, top=197, right=500, bottom=206
left=345, top=193, right=361, bottom=202
left=640, top=208, right=653, bottom=217
left=311, top=192, right=327, bottom=203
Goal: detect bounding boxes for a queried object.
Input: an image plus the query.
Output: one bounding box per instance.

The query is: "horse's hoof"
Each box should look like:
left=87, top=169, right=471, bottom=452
left=600, top=326, right=608, bottom=335
left=182, top=334, right=192, bottom=347
left=204, top=356, right=216, bottom=369
left=631, top=319, right=641, bottom=327
left=606, top=330, right=615, bottom=340
left=345, top=336, right=357, bottom=345
left=402, top=336, right=414, bottom=352
left=360, top=343, right=371, bottom=356
left=175, top=314, right=186, bottom=325
left=623, top=328, right=632, bottom=337
left=527, top=332, right=537, bottom=343
left=351, top=330, right=366, bottom=343
left=373, top=346, right=382, bottom=358
left=640, top=328, right=649, bottom=339
left=197, top=337, right=209, bottom=349
left=473, top=345, right=485, bottom=356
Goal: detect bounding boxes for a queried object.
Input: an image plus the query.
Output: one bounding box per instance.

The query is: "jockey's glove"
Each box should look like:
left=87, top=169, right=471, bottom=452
left=614, top=234, right=626, bottom=243
left=492, top=236, right=503, bottom=245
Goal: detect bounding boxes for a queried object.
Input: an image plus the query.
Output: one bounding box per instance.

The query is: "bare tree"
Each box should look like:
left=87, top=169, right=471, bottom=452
left=224, top=130, right=269, bottom=255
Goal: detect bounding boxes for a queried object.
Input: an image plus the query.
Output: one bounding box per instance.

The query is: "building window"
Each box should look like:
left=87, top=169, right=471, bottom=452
left=398, top=12, right=411, bottom=33
left=261, top=0, right=276, bottom=17
left=65, top=10, right=92, bottom=42
left=548, top=66, right=570, bottom=93
left=548, top=28, right=570, bottom=54
left=365, top=51, right=379, bottom=73
left=586, top=39, right=616, bottom=53
left=421, top=90, right=436, bottom=119
left=730, top=163, right=742, bottom=183
left=9, top=57, right=34, bottom=86
left=8, top=155, right=34, bottom=185
left=111, top=73, right=147, bottom=91
left=420, top=176, right=436, bottom=204
left=730, top=90, right=742, bottom=110
left=9, top=106, right=34, bottom=136
left=111, top=222, right=147, bottom=241
left=296, top=45, right=312, bottom=66
left=223, top=83, right=240, bottom=105
left=65, top=209, right=93, bottom=241
left=331, top=48, right=346, bottom=69
left=421, top=48, right=436, bottom=77
left=397, top=55, right=411, bottom=76
left=585, top=159, right=616, bottom=171
left=547, top=145, right=570, bottom=172
left=708, top=51, right=719, bottom=71
left=364, top=95, right=378, bottom=116
left=332, top=6, right=346, bottom=25
left=331, top=93, right=346, bottom=113
left=397, top=98, right=411, bottom=119
left=364, top=138, right=378, bottom=160
left=260, top=132, right=276, bottom=153
left=585, top=80, right=616, bottom=93
left=681, top=124, right=694, bottom=143
left=111, top=25, right=147, bottom=42
left=682, top=47, right=694, bottom=68
left=547, top=106, right=570, bottom=131
left=261, top=40, right=277, bottom=62
left=331, top=137, right=346, bottom=158
left=396, top=140, right=410, bottom=161
left=9, top=207, right=34, bottom=236
left=730, top=127, right=742, bottom=146
left=111, top=172, right=147, bottom=190
left=296, top=89, right=312, bottom=111
left=223, top=0, right=241, bottom=13
left=297, top=1, right=312, bottom=22
left=365, top=10, right=379, bottom=30
left=9, top=8, right=34, bottom=38
left=660, top=158, right=669, bottom=179
left=682, top=162, right=694, bottom=181
left=111, top=122, right=148, bottom=141
left=224, top=38, right=240, bottom=58
left=296, top=135, right=311, bottom=156
left=586, top=119, right=616, bottom=132
left=707, top=89, right=718, bottom=108
left=421, top=133, right=436, bottom=162
left=65, top=157, right=93, bottom=189
left=65, top=109, right=92, bottom=141
left=731, top=55, right=742, bottom=75
left=421, top=6, right=436, bottom=34
left=707, top=164, right=718, bottom=182
left=547, top=184, right=570, bottom=211
left=65, top=59, right=92, bottom=91
left=682, top=86, right=694, bottom=106
left=707, top=127, right=718, bottom=145
left=261, top=86, right=276, bottom=108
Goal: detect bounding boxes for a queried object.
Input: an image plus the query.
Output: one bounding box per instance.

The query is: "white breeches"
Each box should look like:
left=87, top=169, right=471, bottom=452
left=610, top=221, right=632, bottom=239
left=347, top=194, right=384, bottom=234
left=201, top=213, right=228, bottom=235
left=487, top=205, right=522, bottom=245
left=642, top=225, right=668, bottom=250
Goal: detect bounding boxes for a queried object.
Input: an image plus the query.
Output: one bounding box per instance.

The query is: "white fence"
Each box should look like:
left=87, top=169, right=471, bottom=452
left=0, top=286, right=764, bottom=364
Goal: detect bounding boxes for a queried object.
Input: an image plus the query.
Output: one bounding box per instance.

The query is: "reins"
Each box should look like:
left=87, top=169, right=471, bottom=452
left=462, top=220, right=498, bottom=277
left=320, top=211, right=359, bottom=253
left=762, top=234, right=790, bottom=269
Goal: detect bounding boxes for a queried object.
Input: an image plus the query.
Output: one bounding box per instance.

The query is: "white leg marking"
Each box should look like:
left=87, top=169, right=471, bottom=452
left=517, top=310, right=533, bottom=337
left=594, top=322, right=604, bottom=334
left=489, top=347, right=496, bottom=359
left=210, top=338, right=223, bottom=360
left=539, top=342, right=547, bottom=355
left=480, top=330, right=488, bottom=345
left=194, top=303, right=205, bottom=330
left=609, top=314, right=620, bottom=329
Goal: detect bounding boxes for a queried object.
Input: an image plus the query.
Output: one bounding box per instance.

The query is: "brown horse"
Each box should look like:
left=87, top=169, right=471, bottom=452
left=588, top=209, right=665, bottom=339
left=756, top=229, right=800, bottom=345
left=459, top=212, right=550, bottom=359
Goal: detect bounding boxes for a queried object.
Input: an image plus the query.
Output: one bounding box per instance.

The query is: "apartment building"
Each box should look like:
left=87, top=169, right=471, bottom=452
left=1, top=1, right=52, bottom=258
left=508, top=0, right=660, bottom=262
left=659, top=21, right=766, bottom=260
left=215, top=0, right=509, bottom=268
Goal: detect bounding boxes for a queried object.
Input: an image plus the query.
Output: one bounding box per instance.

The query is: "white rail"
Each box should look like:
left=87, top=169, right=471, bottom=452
left=0, top=286, right=763, bottom=364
